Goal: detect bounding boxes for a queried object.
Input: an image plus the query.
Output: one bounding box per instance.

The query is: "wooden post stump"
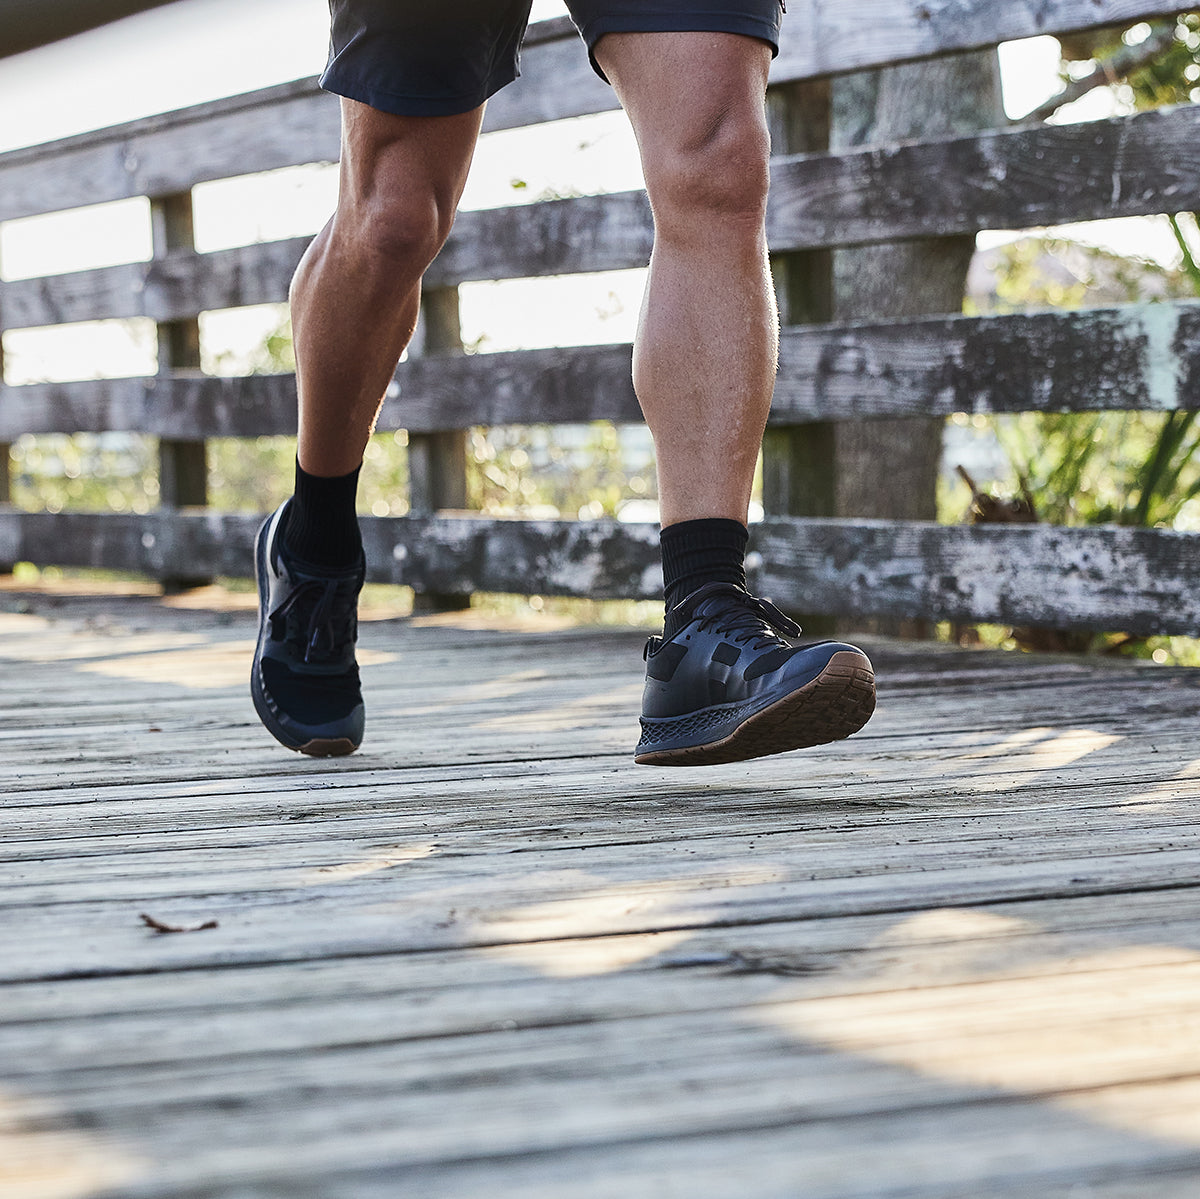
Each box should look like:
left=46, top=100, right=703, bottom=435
left=407, top=287, right=471, bottom=613
left=765, top=79, right=837, bottom=632
left=764, top=56, right=1003, bottom=634
left=152, top=192, right=210, bottom=591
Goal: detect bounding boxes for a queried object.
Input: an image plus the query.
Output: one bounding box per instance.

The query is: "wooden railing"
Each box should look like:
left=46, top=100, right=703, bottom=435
left=2, top=2, right=1200, bottom=633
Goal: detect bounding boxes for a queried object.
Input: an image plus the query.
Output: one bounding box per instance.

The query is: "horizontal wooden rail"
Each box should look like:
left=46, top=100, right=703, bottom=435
left=10, top=101, right=1200, bottom=333
left=4, top=508, right=1199, bottom=635
left=5, top=301, right=1198, bottom=438
left=0, top=2, right=1185, bottom=225
left=778, top=1, right=1186, bottom=80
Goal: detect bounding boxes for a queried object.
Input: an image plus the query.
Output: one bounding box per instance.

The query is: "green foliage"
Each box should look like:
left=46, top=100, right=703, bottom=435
left=466, top=423, right=656, bottom=519
left=9, top=432, right=158, bottom=514
left=1087, top=15, right=1200, bottom=110
left=994, top=410, right=1200, bottom=530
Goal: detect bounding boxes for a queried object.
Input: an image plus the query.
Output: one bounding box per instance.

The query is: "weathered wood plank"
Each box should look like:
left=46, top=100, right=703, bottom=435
left=772, top=301, right=1200, bottom=420
left=0, top=238, right=309, bottom=330
left=0, top=373, right=297, bottom=440
left=7, top=298, right=1200, bottom=437
left=5, top=510, right=1200, bottom=636
left=771, top=101, right=1200, bottom=247
left=4, top=888, right=1197, bottom=1022
left=756, top=517, right=1200, bottom=634
left=381, top=342, right=641, bottom=430
left=2, top=506, right=1200, bottom=638
left=13, top=96, right=1200, bottom=339
left=0, top=5, right=1185, bottom=223
left=777, top=1, right=1187, bottom=80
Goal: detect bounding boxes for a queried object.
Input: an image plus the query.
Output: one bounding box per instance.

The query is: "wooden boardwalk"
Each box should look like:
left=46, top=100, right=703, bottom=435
left=3, top=584, right=1200, bottom=1199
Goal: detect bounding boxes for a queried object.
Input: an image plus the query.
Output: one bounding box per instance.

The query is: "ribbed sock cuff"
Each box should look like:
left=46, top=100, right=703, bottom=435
left=282, top=460, right=363, bottom=570
left=660, top=517, right=748, bottom=614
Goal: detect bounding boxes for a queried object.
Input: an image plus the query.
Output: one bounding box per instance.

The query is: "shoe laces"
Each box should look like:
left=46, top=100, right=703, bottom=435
left=690, top=584, right=802, bottom=651
left=271, top=575, right=358, bottom=665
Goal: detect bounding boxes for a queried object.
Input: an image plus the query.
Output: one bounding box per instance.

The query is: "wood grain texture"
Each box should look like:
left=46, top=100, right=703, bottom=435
left=5, top=509, right=1200, bottom=635
left=0, top=4, right=1185, bottom=222
left=7, top=299, right=1198, bottom=438
left=12, top=96, right=1200, bottom=336
left=769, top=102, right=1200, bottom=248
left=1, top=590, right=1199, bottom=1198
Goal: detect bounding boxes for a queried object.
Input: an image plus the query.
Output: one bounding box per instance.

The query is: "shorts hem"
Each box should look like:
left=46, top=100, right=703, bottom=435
left=319, top=66, right=517, bottom=118
left=577, top=14, right=781, bottom=81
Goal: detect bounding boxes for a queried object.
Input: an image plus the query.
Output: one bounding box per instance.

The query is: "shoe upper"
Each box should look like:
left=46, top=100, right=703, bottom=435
left=641, top=582, right=846, bottom=720
left=255, top=503, right=364, bottom=727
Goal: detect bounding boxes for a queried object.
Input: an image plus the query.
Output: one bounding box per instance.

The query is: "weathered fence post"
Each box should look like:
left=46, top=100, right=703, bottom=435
left=765, top=78, right=836, bottom=630
left=0, top=248, right=13, bottom=572
left=407, top=286, right=470, bottom=612
left=829, top=53, right=1004, bottom=527
left=151, top=191, right=209, bottom=589
left=765, top=77, right=834, bottom=509
left=765, top=54, right=1003, bottom=633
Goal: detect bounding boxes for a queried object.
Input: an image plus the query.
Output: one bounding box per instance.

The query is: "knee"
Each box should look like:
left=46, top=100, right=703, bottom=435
left=644, top=107, right=771, bottom=233
left=337, top=188, right=453, bottom=276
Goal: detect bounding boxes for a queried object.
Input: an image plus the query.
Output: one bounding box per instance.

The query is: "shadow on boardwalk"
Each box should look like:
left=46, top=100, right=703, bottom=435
left=2, top=583, right=1200, bottom=1198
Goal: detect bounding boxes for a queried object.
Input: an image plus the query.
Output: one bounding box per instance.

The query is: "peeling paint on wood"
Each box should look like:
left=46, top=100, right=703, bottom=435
left=6, top=510, right=1200, bottom=636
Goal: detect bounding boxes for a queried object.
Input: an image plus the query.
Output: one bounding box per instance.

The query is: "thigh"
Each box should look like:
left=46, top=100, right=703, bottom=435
left=565, top=0, right=783, bottom=79
left=321, top=0, right=535, bottom=117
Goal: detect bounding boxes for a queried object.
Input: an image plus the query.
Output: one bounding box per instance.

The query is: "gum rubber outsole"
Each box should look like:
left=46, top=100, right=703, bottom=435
left=634, top=650, right=876, bottom=767
left=297, top=737, right=358, bottom=758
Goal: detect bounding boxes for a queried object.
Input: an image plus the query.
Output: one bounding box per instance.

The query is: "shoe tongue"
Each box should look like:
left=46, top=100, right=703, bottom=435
left=664, top=582, right=747, bottom=638
left=690, top=585, right=802, bottom=643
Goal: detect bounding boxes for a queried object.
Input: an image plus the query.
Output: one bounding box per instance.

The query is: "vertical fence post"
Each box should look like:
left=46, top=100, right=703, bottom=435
left=151, top=192, right=209, bottom=590
left=764, top=79, right=836, bottom=631
left=826, top=53, right=1003, bottom=636
left=0, top=246, right=14, bottom=572
left=407, top=286, right=471, bottom=612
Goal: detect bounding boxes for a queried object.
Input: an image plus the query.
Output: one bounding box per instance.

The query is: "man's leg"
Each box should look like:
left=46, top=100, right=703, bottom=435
left=251, top=101, right=482, bottom=756
left=594, top=32, right=877, bottom=765
left=596, top=31, right=775, bottom=531
left=291, top=100, right=485, bottom=480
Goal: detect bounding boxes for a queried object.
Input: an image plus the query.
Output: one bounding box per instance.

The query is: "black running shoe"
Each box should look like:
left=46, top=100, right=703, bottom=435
left=251, top=502, right=365, bottom=756
left=635, top=582, right=876, bottom=766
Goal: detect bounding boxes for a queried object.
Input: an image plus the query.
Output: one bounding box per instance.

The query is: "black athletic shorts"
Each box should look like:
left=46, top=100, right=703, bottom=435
left=321, top=1, right=785, bottom=118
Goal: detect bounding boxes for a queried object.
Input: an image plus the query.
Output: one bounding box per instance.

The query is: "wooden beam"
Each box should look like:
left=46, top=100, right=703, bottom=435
left=6, top=509, right=1200, bottom=636
left=5, top=300, right=1196, bottom=439
left=777, top=1, right=1184, bottom=81
left=0, top=3, right=1184, bottom=223
left=150, top=190, right=209, bottom=591
left=406, top=287, right=472, bottom=612
left=772, top=302, right=1200, bottom=421
left=754, top=516, right=1200, bottom=636
left=769, top=101, right=1200, bottom=248
left=10, top=93, right=1200, bottom=327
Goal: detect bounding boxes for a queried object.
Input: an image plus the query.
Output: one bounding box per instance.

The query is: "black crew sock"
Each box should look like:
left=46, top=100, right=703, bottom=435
left=660, top=518, right=748, bottom=635
left=281, top=460, right=363, bottom=571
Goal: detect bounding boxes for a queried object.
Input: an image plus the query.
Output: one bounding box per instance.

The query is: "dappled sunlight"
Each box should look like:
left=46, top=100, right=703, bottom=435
left=0, top=628, right=206, bottom=663
left=950, top=727, right=1123, bottom=793
left=476, top=683, right=644, bottom=732
left=405, top=669, right=564, bottom=715
left=485, top=928, right=694, bottom=978
left=964, top=724, right=1123, bottom=792
left=297, top=843, right=438, bottom=886
left=1119, top=756, right=1200, bottom=810
left=477, top=879, right=713, bottom=976
left=0, top=1094, right=146, bottom=1199
left=77, top=642, right=396, bottom=690
left=757, top=907, right=1200, bottom=1147
left=477, top=866, right=789, bottom=976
